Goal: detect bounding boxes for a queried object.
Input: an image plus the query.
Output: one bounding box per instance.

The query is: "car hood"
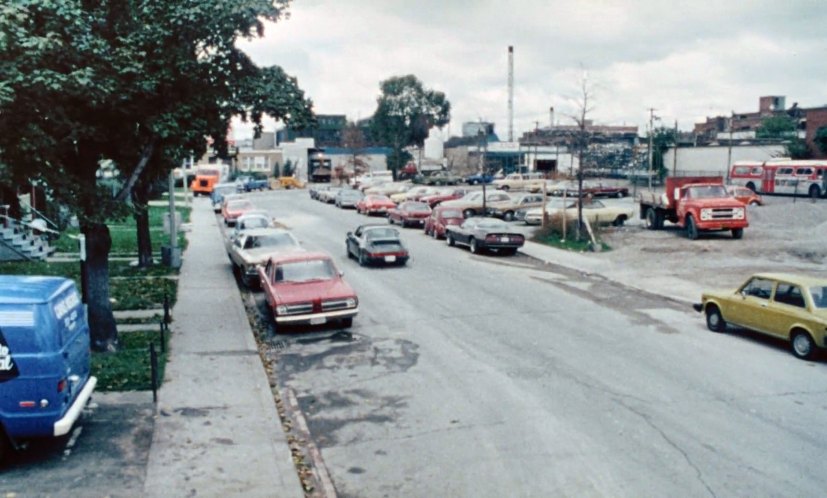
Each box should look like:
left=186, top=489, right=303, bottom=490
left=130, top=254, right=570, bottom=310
left=241, top=247, right=303, bottom=265
left=273, top=278, right=355, bottom=303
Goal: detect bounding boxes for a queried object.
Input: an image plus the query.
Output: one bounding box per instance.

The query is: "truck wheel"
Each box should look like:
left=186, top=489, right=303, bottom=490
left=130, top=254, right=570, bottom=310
left=645, top=208, right=658, bottom=230
left=686, top=215, right=699, bottom=240
left=732, top=228, right=744, bottom=239
left=341, top=317, right=353, bottom=328
left=705, top=305, right=726, bottom=332
left=791, top=330, right=816, bottom=360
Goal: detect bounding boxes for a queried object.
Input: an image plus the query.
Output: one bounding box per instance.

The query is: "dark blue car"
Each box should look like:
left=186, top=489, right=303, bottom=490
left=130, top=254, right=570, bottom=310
left=464, top=172, right=494, bottom=185
left=0, top=276, right=96, bottom=460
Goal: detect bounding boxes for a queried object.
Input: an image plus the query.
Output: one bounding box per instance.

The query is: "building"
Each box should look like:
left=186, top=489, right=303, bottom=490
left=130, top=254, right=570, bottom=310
left=277, top=114, right=347, bottom=147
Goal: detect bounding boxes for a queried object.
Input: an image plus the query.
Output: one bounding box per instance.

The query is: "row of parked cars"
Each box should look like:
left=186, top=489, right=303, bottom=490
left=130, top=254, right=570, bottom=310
left=216, top=191, right=359, bottom=333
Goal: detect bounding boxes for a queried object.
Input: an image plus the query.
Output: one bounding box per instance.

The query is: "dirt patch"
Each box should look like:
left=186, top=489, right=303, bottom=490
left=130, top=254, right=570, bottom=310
left=597, top=196, right=827, bottom=289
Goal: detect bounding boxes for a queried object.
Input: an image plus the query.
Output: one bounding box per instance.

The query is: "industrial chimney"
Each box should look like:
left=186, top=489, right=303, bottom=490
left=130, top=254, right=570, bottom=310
left=508, top=46, right=514, bottom=142
left=549, top=106, right=554, bottom=128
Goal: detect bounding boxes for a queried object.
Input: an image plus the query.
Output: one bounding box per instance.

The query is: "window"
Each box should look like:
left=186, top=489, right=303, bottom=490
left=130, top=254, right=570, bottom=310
left=795, top=168, right=813, bottom=176
left=741, top=278, right=773, bottom=299
left=774, top=283, right=806, bottom=308
left=809, top=286, right=827, bottom=308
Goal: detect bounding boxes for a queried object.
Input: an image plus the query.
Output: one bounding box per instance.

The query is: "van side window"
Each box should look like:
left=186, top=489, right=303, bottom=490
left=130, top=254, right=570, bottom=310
left=774, top=283, right=806, bottom=308
left=742, top=278, right=772, bottom=299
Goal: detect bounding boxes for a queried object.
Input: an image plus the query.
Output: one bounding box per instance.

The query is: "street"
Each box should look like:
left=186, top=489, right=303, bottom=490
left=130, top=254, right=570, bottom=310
left=252, top=189, right=827, bottom=497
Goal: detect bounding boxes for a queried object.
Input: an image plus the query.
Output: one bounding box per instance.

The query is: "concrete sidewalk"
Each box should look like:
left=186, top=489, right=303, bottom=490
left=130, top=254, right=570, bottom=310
left=143, top=200, right=302, bottom=497
left=520, top=240, right=705, bottom=305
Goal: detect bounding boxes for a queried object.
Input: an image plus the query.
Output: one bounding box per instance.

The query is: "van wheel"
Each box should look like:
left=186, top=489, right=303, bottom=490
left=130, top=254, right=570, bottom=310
left=791, top=330, right=816, bottom=360
left=686, top=215, right=699, bottom=240
left=0, top=429, right=13, bottom=463
left=705, top=305, right=726, bottom=332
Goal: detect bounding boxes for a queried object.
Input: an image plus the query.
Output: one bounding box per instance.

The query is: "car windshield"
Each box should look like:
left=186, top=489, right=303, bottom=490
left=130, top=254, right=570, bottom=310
left=239, top=217, right=269, bottom=230
left=440, top=209, right=463, bottom=218
left=810, top=286, right=827, bottom=308
left=365, top=228, right=399, bottom=240
left=276, top=259, right=336, bottom=283
left=476, top=220, right=509, bottom=230
left=228, top=200, right=253, bottom=210
left=687, top=185, right=728, bottom=198
left=246, top=233, right=298, bottom=249
left=406, top=203, right=430, bottom=212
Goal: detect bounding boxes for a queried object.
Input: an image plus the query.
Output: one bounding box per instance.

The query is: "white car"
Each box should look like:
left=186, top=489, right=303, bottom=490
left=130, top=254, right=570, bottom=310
left=228, top=228, right=303, bottom=287
left=524, top=199, right=634, bottom=226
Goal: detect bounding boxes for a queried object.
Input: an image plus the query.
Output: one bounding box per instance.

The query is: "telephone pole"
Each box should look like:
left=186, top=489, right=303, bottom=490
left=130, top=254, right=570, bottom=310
left=647, top=108, right=657, bottom=191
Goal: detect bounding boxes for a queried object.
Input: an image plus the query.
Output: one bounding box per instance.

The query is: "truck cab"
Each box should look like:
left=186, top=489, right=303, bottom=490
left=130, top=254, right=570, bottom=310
left=0, top=276, right=97, bottom=460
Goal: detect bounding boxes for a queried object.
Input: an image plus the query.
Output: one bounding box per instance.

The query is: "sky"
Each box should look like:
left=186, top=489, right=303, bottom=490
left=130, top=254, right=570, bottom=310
left=234, top=0, right=827, bottom=141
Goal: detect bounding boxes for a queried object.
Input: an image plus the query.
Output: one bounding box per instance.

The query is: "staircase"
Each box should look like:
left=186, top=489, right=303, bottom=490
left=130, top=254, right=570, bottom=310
left=0, top=219, right=56, bottom=262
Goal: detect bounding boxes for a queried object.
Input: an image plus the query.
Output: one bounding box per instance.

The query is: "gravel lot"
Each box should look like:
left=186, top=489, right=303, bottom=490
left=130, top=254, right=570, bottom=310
left=595, top=194, right=827, bottom=290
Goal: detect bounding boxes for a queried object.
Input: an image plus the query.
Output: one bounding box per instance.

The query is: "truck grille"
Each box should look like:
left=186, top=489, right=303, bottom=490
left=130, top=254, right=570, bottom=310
left=282, top=303, right=313, bottom=315
left=708, top=208, right=737, bottom=219
left=322, top=299, right=352, bottom=311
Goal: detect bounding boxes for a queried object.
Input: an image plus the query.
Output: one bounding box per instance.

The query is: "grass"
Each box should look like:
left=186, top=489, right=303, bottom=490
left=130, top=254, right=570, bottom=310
left=532, top=217, right=612, bottom=252
left=92, top=330, right=168, bottom=391
left=52, top=205, right=191, bottom=255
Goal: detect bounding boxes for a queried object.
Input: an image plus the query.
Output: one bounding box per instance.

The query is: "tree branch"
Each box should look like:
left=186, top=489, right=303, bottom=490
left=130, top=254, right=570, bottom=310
left=115, top=139, right=156, bottom=202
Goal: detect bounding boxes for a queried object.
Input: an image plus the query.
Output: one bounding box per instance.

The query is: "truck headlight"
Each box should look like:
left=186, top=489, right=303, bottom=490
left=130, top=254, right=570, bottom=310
left=700, top=209, right=712, bottom=221
left=346, top=297, right=357, bottom=308
left=276, top=305, right=288, bottom=315
left=733, top=207, right=745, bottom=219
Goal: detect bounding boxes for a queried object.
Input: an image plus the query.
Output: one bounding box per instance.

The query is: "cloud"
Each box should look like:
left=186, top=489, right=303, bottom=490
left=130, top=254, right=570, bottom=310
left=234, top=0, right=827, bottom=140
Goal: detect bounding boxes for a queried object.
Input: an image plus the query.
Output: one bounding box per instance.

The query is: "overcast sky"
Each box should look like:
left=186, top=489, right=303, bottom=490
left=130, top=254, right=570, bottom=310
left=234, top=0, right=827, bottom=141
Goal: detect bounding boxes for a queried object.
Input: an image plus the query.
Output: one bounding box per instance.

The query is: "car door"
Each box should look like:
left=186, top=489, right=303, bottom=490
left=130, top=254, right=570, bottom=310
left=724, top=277, right=776, bottom=331
left=766, top=282, right=808, bottom=339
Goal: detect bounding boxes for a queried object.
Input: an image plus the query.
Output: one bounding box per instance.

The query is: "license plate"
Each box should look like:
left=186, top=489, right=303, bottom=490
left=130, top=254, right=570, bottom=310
left=501, top=236, right=510, bottom=242
left=310, top=317, right=326, bottom=325
left=385, top=255, right=396, bottom=263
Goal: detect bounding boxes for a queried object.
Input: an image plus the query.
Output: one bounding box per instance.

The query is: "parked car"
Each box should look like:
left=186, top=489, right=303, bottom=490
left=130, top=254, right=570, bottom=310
left=387, top=201, right=432, bottom=227
left=418, top=170, right=462, bottom=186
left=445, top=217, right=525, bottom=255
left=693, top=273, right=827, bottom=360
left=226, top=211, right=276, bottom=249
left=589, top=182, right=630, bottom=198
left=363, top=182, right=411, bottom=197
left=726, top=185, right=763, bottom=206
left=228, top=227, right=303, bottom=287
left=424, top=205, right=465, bottom=239
left=464, top=172, right=495, bottom=185
left=346, top=225, right=409, bottom=266
left=222, top=198, right=256, bottom=226
left=518, top=198, right=570, bottom=224
left=211, top=182, right=239, bottom=213
left=390, top=186, right=431, bottom=204
left=318, top=187, right=342, bottom=204
left=486, top=193, right=545, bottom=221
left=238, top=176, right=270, bottom=192
left=523, top=199, right=634, bottom=226
left=0, top=276, right=97, bottom=461
left=492, top=172, right=546, bottom=192
left=440, top=190, right=512, bottom=218
left=258, top=251, right=359, bottom=331
left=419, top=187, right=470, bottom=208
left=356, top=194, right=396, bottom=216
left=334, top=189, right=365, bottom=209
left=309, top=184, right=330, bottom=200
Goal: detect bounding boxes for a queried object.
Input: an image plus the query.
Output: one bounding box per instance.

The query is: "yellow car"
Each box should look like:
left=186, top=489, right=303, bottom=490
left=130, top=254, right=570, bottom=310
left=693, top=273, right=827, bottom=360
left=269, top=176, right=305, bottom=190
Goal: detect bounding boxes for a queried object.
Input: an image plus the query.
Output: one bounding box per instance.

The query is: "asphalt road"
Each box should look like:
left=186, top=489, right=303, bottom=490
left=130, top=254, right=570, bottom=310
left=252, top=188, right=827, bottom=497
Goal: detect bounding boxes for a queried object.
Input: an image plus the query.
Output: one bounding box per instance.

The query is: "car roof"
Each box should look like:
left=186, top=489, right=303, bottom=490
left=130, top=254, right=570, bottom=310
left=752, top=273, right=827, bottom=287
left=268, top=251, right=332, bottom=265
left=0, top=275, right=75, bottom=304
left=239, top=227, right=292, bottom=237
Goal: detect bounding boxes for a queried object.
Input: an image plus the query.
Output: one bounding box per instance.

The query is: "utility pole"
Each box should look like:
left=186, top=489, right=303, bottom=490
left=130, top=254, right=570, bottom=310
left=647, top=107, right=656, bottom=191
left=726, top=111, right=734, bottom=181
left=672, top=120, right=678, bottom=176
left=507, top=46, right=514, bottom=142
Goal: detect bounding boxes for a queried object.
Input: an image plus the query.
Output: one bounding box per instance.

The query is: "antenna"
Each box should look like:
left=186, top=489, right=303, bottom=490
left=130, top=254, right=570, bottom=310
left=508, top=46, right=514, bottom=142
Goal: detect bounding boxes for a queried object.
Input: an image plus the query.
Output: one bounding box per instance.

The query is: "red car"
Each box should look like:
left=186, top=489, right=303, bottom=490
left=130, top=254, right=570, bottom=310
left=356, top=194, right=396, bottom=216
left=387, top=201, right=432, bottom=227
left=424, top=205, right=465, bottom=239
left=222, top=198, right=256, bottom=226
left=419, top=187, right=470, bottom=208
left=258, top=251, right=359, bottom=331
left=726, top=185, right=763, bottom=206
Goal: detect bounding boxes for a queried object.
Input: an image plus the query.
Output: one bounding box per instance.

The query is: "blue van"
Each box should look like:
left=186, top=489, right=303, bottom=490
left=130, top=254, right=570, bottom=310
left=0, top=276, right=97, bottom=459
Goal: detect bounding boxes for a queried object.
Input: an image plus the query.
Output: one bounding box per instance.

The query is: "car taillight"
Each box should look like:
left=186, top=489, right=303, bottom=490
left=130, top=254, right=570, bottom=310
left=486, top=235, right=499, bottom=242
left=57, top=378, right=67, bottom=393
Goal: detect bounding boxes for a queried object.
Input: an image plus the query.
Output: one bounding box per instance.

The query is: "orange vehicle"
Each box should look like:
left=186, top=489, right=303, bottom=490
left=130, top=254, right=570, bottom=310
left=190, top=167, right=222, bottom=196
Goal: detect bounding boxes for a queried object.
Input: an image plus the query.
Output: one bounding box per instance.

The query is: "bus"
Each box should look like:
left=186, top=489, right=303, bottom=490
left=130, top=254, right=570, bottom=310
left=729, top=159, right=827, bottom=198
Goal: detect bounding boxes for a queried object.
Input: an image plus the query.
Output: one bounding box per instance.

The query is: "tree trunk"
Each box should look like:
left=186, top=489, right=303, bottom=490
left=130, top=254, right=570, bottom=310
left=82, top=222, right=119, bottom=352
left=133, top=181, right=154, bottom=268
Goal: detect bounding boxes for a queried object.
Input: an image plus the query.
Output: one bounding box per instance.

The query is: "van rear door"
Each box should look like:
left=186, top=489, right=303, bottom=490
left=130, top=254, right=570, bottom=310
left=48, top=284, right=92, bottom=418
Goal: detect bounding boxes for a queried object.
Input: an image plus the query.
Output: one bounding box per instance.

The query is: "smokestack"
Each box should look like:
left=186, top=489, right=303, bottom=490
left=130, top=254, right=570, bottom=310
left=508, top=46, right=514, bottom=142
left=549, top=106, right=554, bottom=128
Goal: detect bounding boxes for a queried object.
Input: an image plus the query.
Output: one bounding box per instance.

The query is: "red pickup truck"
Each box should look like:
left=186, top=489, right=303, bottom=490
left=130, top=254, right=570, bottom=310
left=638, top=176, right=748, bottom=240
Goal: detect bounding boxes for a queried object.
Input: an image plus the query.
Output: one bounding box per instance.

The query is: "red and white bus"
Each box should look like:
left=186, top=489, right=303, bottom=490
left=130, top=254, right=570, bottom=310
left=729, top=159, right=827, bottom=198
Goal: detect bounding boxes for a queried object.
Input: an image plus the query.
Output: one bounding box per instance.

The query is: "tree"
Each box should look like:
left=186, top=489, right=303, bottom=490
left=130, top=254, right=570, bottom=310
left=814, top=126, right=827, bottom=156
left=341, top=121, right=369, bottom=177
left=651, top=127, right=677, bottom=179
left=0, top=1, right=313, bottom=351
left=756, top=116, right=797, bottom=139
left=567, top=71, right=595, bottom=241
left=370, top=75, right=450, bottom=179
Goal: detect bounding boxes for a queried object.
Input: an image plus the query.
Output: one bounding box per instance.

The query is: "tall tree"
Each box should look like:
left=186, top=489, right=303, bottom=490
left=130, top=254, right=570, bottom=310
left=567, top=71, right=594, bottom=240
left=341, top=121, right=369, bottom=177
left=370, top=75, right=450, bottom=179
left=0, top=1, right=313, bottom=350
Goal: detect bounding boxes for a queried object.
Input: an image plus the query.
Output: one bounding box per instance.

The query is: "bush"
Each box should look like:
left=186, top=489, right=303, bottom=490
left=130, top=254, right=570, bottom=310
left=532, top=213, right=610, bottom=252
